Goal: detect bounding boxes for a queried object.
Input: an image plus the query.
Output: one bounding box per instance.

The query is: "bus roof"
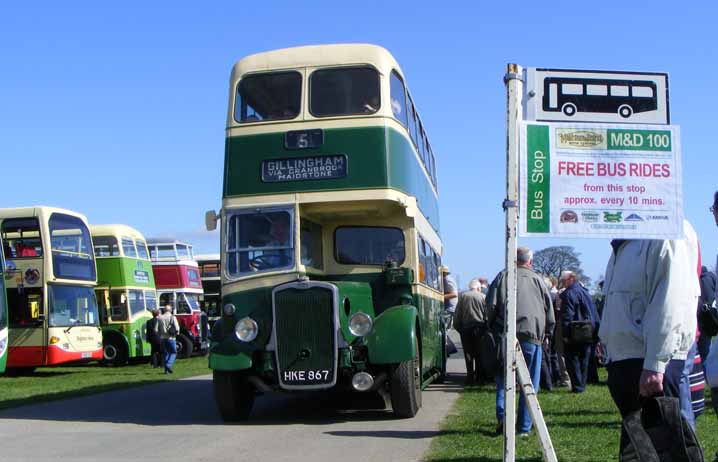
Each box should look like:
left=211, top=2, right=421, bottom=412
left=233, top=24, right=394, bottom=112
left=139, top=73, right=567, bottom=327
left=0, top=206, right=90, bottom=223
left=90, top=224, right=147, bottom=241
left=146, top=238, right=194, bottom=247
left=231, top=43, right=404, bottom=81
left=194, top=253, right=220, bottom=262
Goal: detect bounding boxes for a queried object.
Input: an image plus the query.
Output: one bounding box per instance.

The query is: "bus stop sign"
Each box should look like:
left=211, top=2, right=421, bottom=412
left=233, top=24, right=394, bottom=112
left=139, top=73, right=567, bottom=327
left=525, top=68, right=669, bottom=124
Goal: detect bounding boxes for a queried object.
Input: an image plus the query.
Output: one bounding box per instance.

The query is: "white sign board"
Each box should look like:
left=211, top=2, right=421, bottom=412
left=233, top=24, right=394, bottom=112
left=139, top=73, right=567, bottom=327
left=519, top=122, right=683, bottom=238
left=525, top=68, right=669, bottom=125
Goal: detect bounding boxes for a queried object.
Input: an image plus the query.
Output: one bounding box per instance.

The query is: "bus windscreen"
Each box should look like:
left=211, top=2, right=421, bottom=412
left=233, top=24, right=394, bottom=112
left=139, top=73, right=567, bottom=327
left=49, top=213, right=96, bottom=281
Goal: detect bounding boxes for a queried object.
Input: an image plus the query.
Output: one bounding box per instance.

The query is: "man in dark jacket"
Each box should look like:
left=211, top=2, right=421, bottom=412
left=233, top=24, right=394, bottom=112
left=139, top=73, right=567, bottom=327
left=454, top=278, right=492, bottom=385
left=488, top=246, right=555, bottom=436
left=698, top=266, right=717, bottom=362
left=559, top=271, right=599, bottom=393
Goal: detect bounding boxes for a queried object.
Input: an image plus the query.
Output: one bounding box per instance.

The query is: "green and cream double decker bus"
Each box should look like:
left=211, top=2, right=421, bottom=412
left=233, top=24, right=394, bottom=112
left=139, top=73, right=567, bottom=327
left=0, top=235, right=8, bottom=373
left=206, top=44, right=447, bottom=421
left=0, top=206, right=102, bottom=373
left=91, top=224, right=156, bottom=365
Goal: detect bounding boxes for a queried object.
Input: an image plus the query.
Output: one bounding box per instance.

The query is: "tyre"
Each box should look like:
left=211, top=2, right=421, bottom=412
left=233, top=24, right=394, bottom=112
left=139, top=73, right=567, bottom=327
left=176, top=334, right=193, bottom=359
left=213, top=370, right=255, bottom=422
left=390, top=336, right=422, bottom=418
left=618, top=104, right=633, bottom=118
left=435, top=328, right=448, bottom=384
left=102, top=337, right=128, bottom=366
left=562, top=103, right=577, bottom=116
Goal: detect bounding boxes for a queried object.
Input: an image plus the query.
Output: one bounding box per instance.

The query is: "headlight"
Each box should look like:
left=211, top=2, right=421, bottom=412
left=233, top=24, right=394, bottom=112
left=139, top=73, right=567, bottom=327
left=235, top=317, right=258, bottom=342
left=223, top=303, right=236, bottom=316
left=349, top=312, right=373, bottom=337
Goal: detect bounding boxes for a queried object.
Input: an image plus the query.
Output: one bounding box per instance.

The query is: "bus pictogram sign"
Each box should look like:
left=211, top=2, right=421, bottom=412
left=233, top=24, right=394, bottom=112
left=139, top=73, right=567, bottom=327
left=525, top=68, right=669, bottom=125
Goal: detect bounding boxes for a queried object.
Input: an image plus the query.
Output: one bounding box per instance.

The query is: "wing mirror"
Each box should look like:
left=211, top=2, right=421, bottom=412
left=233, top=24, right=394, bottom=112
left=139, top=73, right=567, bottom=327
left=205, top=210, right=219, bottom=231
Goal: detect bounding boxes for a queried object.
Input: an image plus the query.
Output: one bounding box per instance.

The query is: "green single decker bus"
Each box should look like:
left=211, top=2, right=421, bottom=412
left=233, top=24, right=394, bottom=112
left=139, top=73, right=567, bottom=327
left=206, top=44, right=447, bottom=421
left=91, top=224, right=157, bottom=366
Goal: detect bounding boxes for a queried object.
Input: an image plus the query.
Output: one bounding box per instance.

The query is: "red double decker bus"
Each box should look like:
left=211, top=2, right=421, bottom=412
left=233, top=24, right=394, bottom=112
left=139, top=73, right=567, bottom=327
left=147, top=238, right=208, bottom=358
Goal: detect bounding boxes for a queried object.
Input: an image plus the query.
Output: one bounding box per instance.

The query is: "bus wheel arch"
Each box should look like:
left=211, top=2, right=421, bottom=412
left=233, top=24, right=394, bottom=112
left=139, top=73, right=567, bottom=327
left=618, top=104, right=633, bottom=118
left=561, top=103, right=577, bottom=116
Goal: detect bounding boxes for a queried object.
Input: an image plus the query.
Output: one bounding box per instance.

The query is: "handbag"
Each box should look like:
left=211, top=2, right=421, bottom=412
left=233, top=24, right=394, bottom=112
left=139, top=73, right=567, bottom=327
left=167, top=315, right=178, bottom=337
left=698, top=302, right=718, bottom=337
left=620, top=397, right=703, bottom=462
left=570, top=320, right=594, bottom=344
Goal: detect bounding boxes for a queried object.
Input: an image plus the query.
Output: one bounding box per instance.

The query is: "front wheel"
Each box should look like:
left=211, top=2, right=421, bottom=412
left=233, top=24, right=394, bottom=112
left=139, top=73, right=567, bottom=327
left=213, top=370, right=255, bottom=422
left=102, top=337, right=128, bottom=366
left=390, top=337, right=422, bottom=418
left=176, top=334, right=193, bottom=359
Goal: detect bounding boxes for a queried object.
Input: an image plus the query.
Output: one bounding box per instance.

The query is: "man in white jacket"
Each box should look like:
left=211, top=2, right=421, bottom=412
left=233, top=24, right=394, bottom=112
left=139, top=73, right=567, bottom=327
left=600, top=220, right=700, bottom=452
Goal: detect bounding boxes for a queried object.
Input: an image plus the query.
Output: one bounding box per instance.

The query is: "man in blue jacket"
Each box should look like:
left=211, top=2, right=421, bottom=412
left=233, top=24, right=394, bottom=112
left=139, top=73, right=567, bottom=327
left=559, top=270, right=599, bottom=393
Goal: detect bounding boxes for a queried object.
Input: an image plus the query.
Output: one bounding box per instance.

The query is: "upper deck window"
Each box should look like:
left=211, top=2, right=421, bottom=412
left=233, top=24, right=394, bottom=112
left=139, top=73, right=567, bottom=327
left=136, top=240, right=149, bottom=260
left=334, top=227, right=405, bottom=266
left=49, top=213, right=96, bottom=281
left=154, top=245, right=176, bottom=261
left=200, top=262, right=220, bottom=277
left=2, top=218, right=43, bottom=259
left=226, top=208, right=294, bottom=277
left=236, top=71, right=302, bottom=123
left=310, top=67, right=380, bottom=117
left=93, top=236, right=119, bottom=257
left=122, top=237, right=137, bottom=258
left=390, top=71, right=408, bottom=127
left=176, top=244, right=191, bottom=260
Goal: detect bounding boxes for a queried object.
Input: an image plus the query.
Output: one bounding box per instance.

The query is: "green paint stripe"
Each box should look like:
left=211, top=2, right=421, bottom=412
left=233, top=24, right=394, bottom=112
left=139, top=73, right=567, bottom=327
left=526, top=125, right=550, bottom=233
left=607, top=129, right=672, bottom=151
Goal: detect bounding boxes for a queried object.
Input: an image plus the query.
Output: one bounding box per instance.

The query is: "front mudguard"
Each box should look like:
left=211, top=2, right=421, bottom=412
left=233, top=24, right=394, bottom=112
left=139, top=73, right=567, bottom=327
left=364, top=305, right=418, bottom=364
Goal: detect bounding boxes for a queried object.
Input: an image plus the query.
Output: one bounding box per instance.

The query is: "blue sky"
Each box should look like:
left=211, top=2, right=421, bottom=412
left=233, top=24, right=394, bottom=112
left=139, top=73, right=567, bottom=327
left=2, top=1, right=717, bottom=288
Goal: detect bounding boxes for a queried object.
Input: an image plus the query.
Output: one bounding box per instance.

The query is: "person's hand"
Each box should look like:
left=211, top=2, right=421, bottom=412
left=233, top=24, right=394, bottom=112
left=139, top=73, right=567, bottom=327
left=639, top=369, right=664, bottom=397
left=542, top=337, right=550, bottom=350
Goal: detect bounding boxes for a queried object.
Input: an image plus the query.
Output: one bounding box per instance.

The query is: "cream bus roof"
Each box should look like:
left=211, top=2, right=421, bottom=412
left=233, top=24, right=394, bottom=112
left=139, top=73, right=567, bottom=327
left=0, top=206, right=90, bottom=223
left=194, top=253, right=220, bottom=263
left=231, top=43, right=404, bottom=81
left=90, top=224, right=147, bottom=241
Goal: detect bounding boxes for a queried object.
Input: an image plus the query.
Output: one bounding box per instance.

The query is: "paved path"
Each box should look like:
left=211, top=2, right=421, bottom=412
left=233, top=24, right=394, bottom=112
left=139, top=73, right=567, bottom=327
left=0, top=337, right=465, bottom=462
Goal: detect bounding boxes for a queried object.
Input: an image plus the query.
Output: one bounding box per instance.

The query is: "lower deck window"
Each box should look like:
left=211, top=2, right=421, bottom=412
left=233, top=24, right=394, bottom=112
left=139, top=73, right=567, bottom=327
left=334, top=227, right=405, bottom=265
left=226, top=208, right=294, bottom=277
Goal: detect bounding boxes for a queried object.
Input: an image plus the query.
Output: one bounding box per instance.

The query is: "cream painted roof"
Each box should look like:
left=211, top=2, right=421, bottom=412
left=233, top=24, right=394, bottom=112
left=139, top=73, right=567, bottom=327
left=230, top=43, right=404, bottom=81
left=194, top=253, right=220, bottom=262
left=0, top=206, right=89, bottom=223
left=90, top=224, right=147, bottom=241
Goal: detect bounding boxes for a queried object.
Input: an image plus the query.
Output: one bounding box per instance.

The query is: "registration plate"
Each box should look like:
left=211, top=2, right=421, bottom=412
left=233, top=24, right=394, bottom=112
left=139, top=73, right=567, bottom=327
left=282, top=369, right=330, bottom=383
left=81, top=352, right=92, bottom=359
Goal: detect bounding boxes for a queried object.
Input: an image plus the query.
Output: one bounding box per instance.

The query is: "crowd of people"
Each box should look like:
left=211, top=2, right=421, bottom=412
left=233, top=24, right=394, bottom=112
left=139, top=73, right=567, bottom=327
left=146, top=305, right=181, bottom=374
left=444, top=199, right=718, bottom=452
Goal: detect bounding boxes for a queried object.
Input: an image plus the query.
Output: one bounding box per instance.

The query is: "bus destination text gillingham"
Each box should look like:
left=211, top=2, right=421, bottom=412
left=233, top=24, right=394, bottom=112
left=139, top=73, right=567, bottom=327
left=261, top=155, right=348, bottom=182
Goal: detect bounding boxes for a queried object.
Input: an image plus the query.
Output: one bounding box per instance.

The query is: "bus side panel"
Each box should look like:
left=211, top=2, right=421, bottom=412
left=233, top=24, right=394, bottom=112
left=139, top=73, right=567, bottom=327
left=152, top=265, right=182, bottom=289
left=96, top=258, right=129, bottom=287
left=364, top=305, right=417, bottom=364
left=414, top=289, right=442, bottom=375
left=385, top=127, right=440, bottom=234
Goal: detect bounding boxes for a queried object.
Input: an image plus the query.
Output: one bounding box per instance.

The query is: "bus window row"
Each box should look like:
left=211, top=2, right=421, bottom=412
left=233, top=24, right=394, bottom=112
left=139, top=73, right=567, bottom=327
left=147, top=242, right=194, bottom=262
left=8, top=285, right=99, bottom=327
left=234, top=67, right=438, bottom=189
left=224, top=209, right=407, bottom=278
left=2, top=215, right=95, bottom=281
left=159, top=292, right=200, bottom=315
left=418, top=234, right=442, bottom=292
left=93, top=235, right=150, bottom=260
left=96, top=289, right=157, bottom=323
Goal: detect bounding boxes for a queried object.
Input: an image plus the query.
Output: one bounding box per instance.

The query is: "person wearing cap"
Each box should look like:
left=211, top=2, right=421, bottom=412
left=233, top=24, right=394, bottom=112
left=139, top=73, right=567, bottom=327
left=158, top=304, right=180, bottom=374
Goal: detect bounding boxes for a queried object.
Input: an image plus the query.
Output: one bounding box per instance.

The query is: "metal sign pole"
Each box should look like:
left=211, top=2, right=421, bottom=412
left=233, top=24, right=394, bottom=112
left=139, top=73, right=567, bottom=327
left=504, top=63, right=558, bottom=462
left=503, top=63, right=522, bottom=462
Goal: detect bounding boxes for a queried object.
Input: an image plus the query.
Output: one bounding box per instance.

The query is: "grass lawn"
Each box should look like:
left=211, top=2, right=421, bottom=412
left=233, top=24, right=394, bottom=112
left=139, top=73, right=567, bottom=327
left=0, top=356, right=210, bottom=411
left=427, top=371, right=717, bottom=462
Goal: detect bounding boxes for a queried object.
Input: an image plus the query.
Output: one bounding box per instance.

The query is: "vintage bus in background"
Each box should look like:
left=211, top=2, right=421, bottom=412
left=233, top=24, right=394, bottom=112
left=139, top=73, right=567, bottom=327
left=0, top=206, right=102, bottom=373
left=196, top=253, right=221, bottom=328
left=0, top=236, right=8, bottom=373
left=91, top=224, right=156, bottom=366
left=206, top=44, right=447, bottom=421
left=147, top=238, right=208, bottom=357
